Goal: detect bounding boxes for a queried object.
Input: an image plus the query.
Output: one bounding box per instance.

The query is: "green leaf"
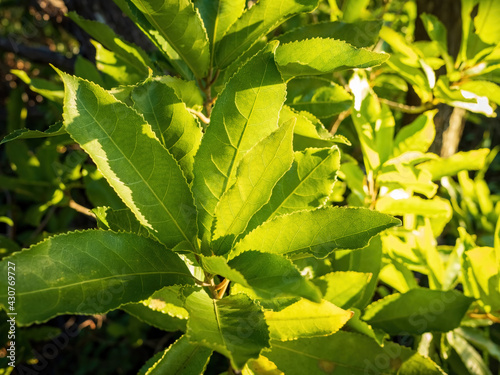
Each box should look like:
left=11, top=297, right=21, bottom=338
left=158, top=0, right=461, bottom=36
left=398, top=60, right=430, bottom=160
left=1, top=122, right=65, bottom=145
left=141, top=286, right=189, bottom=319
left=279, top=105, right=349, bottom=151
left=202, top=251, right=321, bottom=302
left=58, top=70, right=199, bottom=251
left=142, top=335, right=212, bottom=375
left=434, top=77, right=495, bottom=116
left=460, top=80, right=500, bottom=106
left=68, top=12, right=151, bottom=79
left=212, top=120, right=294, bottom=253
left=417, top=149, right=490, bottom=180
left=245, top=146, right=340, bottom=235
left=0, top=230, right=194, bottom=325
left=392, top=110, right=436, bottom=157
left=377, top=164, right=438, bottom=198
left=332, top=235, right=384, bottom=309
left=474, top=0, right=500, bottom=44
left=231, top=284, right=300, bottom=312
left=313, top=271, right=371, bottom=309
left=265, top=331, right=444, bottom=374
left=265, top=299, right=352, bottom=341
left=193, top=0, right=246, bottom=66
left=215, top=0, right=319, bottom=69
left=158, top=76, right=204, bottom=111
left=276, top=20, right=383, bottom=48
left=376, top=196, right=452, bottom=219
left=495, top=217, right=500, bottom=268
left=463, top=246, right=500, bottom=311
left=92, top=41, right=146, bottom=86
left=11, top=69, right=63, bottom=103
left=385, top=55, right=432, bottom=102
left=362, top=289, right=474, bottom=335
left=379, top=259, right=419, bottom=293
left=447, top=331, right=493, bottom=375
left=275, top=38, right=389, bottom=81
left=75, top=56, right=105, bottom=87
left=131, top=79, right=203, bottom=181
left=286, top=77, right=352, bottom=118
left=344, top=308, right=387, bottom=346
left=83, top=165, right=127, bottom=210
left=192, top=44, right=285, bottom=243
left=114, top=0, right=193, bottom=80
left=351, top=94, right=395, bottom=172
left=456, top=327, right=500, bottom=362
left=185, top=289, right=270, bottom=369
left=93, top=206, right=151, bottom=237
left=232, top=207, right=400, bottom=259
left=123, top=303, right=187, bottom=332
left=129, top=0, right=210, bottom=77
left=342, top=0, right=369, bottom=22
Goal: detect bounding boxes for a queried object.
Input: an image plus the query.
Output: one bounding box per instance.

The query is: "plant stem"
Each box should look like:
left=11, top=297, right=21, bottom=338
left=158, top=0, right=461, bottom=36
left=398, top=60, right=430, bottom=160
left=69, top=199, right=95, bottom=218
left=379, top=98, right=435, bottom=114
left=187, top=108, right=210, bottom=125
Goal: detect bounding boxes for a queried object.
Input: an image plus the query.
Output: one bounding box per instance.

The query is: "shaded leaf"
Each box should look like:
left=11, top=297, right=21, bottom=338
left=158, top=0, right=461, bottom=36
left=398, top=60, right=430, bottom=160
left=142, top=335, right=212, bottom=375
left=93, top=206, right=150, bottom=238
left=279, top=105, right=349, bottom=151
left=68, top=12, right=151, bottom=80
left=313, top=271, right=371, bottom=309
left=363, top=289, right=473, bottom=335
left=131, top=79, right=203, bottom=181
left=276, top=20, right=383, bottom=48
left=194, top=0, right=246, bottom=65
left=1, top=122, right=65, bottom=145
left=265, top=331, right=444, bottom=374
left=215, top=0, right=319, bottom=68
left=286, top=77, right=352, bottom=118
left=185, top=289, right=270, bottom=369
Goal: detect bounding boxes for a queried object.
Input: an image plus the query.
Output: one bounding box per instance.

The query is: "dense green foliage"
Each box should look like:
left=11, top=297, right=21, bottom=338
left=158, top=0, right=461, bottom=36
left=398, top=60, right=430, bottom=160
left=1, top=0, right=500, bottom=374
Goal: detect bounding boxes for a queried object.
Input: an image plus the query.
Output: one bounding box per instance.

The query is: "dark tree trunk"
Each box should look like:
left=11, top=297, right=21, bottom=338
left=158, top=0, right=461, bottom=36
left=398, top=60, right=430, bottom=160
left=408, top=0, right=466, bottom=157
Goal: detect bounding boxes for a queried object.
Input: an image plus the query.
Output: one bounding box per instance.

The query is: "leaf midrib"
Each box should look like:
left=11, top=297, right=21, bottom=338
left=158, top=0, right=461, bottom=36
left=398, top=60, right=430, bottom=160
left=78, top=94, right=195, bottom=251
left=8, top=270, right=190, bottom=297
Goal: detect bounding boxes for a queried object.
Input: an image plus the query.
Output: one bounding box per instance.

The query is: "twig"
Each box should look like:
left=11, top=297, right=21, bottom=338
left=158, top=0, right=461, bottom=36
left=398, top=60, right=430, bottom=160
left=215, top=278, right=230, bottom=299
left=468, top=312, right=500, bottom=324
left=379, top=98, right=435, bottom=114
left=187, top=108, right=210, bottom=125
left=330, top=109, right=351, bottom=135
left=69, top=199, right=96, bottom=218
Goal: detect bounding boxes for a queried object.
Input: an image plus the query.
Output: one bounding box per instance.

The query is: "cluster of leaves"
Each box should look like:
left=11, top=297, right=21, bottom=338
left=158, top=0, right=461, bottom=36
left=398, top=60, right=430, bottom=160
left=1, top=0, right=500, bottom=374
